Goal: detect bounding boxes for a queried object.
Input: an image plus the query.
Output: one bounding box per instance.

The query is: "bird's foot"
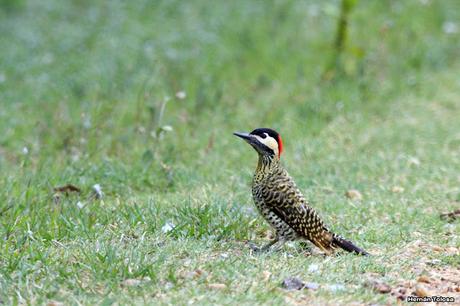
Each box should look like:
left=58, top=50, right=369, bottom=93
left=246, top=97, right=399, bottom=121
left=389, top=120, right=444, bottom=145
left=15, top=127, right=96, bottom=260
left=248, top=242, right=264, bottom=253
left=248, top=239, right=283, bottom=254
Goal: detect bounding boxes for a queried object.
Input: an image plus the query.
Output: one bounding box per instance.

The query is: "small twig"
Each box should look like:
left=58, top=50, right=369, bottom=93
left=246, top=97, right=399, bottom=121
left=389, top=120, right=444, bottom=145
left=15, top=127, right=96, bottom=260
left=440, top=209, right=460, bottom=221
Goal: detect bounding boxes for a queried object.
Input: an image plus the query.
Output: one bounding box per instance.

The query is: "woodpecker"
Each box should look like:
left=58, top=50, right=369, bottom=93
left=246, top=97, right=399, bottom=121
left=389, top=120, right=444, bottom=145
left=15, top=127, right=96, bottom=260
left=234, top=128, right=368, bottom=255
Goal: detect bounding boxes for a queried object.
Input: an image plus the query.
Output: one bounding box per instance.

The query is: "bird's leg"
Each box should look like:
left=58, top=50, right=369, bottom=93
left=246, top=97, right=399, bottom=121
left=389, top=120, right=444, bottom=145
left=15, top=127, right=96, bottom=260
left=260, top=238, right=280, bottom=252
left=269, top=237, right=287, bottom=252
left=248, top=238, right=277, bottom=252
left=249, top=237, right=287, bottom=253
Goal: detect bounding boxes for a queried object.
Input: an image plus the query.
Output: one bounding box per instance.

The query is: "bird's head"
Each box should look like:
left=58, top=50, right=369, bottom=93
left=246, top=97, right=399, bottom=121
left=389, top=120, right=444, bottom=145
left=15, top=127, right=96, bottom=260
left=233, top=128, right=283, bottom=158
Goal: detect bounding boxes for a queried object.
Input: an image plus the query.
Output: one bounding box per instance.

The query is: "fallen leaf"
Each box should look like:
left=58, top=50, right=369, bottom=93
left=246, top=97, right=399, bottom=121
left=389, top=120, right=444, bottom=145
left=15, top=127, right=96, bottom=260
left=53, top=184, right=81, bottom=194
left=183, top=269, right=204, bottom=279
left=417, top=275, right=431, bottom=284
left=402, top=280, right=416, bottom=288
left=391, top=186, right=404, bottom=193
left=345, top=189, right=362, bottom=200
left=194, top=268, right=204, bottom=276
left=375, top=283, right=391, bottom=294
left=366, top=280, right=391, bottom=294
left=282, top=281, right=320, bottom=292
left=282, top=277, right=305, bottom=290
left=415, top=284, right=430, bottom=297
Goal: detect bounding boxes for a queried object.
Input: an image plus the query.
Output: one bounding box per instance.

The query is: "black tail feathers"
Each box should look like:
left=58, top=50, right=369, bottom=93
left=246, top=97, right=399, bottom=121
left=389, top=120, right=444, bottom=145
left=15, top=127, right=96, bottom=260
left=332, top=235, right=369, bottom=256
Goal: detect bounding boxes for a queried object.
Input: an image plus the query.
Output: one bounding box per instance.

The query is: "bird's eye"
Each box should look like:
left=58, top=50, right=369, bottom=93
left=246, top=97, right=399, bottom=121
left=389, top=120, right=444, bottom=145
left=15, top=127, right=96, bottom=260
left=261, top=133, right=267, bottom=139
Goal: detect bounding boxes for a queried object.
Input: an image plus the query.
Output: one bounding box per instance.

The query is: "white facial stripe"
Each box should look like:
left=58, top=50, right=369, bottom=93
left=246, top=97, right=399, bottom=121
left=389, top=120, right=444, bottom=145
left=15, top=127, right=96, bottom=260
left=253, top=134, right=279, bottom=156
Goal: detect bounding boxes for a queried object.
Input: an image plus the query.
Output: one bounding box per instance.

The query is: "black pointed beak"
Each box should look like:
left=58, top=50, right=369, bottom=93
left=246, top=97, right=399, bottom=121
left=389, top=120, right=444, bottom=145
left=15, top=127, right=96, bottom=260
left=233, top=132, right=252, bottom=140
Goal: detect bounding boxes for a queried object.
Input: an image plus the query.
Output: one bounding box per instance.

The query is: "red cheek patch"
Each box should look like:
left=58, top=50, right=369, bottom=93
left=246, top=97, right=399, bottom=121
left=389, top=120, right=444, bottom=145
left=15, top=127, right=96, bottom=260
left=277, top=135, right=283, bottom=156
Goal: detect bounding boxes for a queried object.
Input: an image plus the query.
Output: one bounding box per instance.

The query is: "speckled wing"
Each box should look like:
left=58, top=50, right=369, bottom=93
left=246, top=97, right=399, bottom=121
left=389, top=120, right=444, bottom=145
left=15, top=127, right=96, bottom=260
left=262, top=170, right=335, bottom=251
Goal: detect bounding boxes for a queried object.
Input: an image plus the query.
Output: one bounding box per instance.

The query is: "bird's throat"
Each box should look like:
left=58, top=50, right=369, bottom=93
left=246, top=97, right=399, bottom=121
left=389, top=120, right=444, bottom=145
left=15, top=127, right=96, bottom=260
left=256, top=154, right=280, bottom=176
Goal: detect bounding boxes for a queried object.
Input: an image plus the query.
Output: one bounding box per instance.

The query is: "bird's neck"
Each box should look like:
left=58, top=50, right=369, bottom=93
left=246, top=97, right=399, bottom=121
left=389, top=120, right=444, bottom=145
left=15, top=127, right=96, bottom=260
left=256, top=154, right=280, bottom=177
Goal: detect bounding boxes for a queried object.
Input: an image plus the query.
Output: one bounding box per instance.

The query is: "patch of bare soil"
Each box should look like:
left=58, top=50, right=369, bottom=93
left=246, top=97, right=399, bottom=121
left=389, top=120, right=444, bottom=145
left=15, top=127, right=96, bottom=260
left=391, top=266, right=460, bottom=302
left=373, top=240, right=460, bottom=303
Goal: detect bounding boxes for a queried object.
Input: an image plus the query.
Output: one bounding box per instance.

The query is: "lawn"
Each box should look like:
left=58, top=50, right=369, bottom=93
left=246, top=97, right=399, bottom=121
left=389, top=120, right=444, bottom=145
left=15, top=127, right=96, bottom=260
left=1, top=0, right=459, bottom=305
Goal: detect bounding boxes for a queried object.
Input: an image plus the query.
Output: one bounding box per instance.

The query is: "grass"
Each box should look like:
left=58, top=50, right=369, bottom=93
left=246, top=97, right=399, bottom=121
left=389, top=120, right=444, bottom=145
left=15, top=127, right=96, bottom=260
left=1, top=0, right=460, bottom=304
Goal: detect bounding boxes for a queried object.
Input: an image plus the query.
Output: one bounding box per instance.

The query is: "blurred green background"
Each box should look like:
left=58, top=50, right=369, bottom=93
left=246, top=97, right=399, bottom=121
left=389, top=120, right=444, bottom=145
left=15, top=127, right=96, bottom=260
left=0, top=0, right=459, bottom=304
left=1, top=0, right=458, bottom=193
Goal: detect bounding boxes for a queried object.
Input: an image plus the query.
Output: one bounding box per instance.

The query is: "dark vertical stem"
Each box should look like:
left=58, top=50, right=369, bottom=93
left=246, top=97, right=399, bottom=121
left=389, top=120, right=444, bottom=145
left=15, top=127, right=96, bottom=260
left=335, top=0, right=354, bottom=53
left=323, top=0, right=358, bottom=80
